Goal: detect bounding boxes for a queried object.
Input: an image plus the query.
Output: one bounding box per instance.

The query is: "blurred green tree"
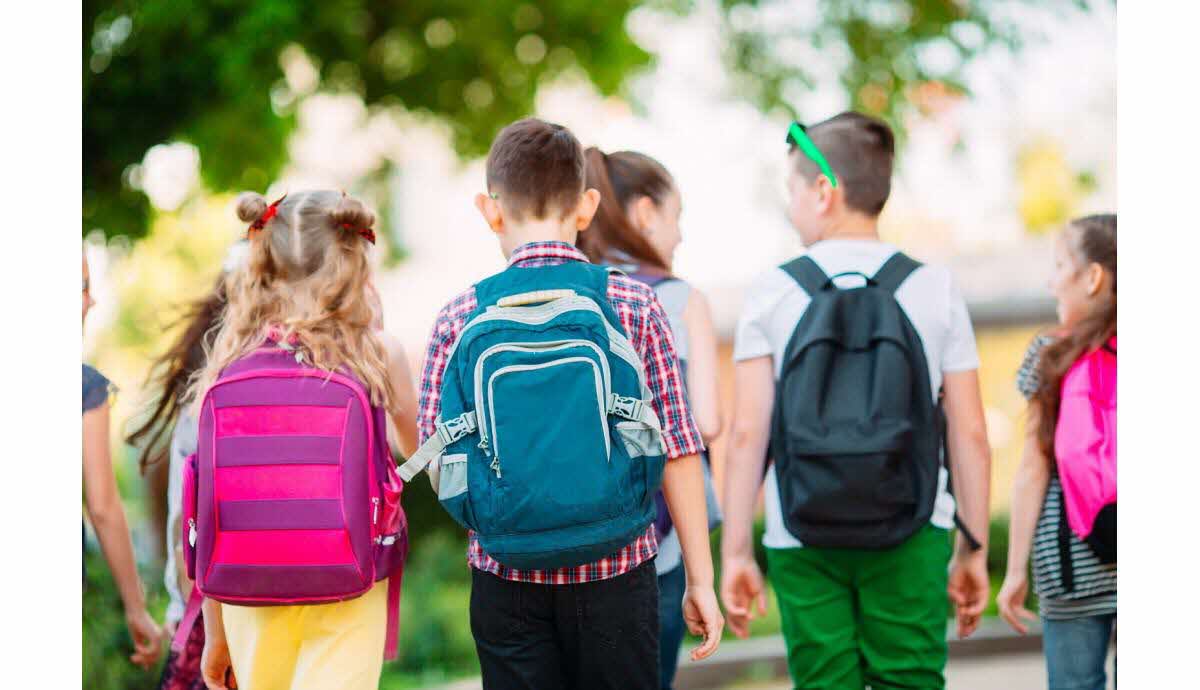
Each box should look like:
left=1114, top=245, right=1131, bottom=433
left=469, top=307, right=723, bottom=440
left=84, top=1, right=651, bottom=242
left=717, top=0, right=1098, bottom=130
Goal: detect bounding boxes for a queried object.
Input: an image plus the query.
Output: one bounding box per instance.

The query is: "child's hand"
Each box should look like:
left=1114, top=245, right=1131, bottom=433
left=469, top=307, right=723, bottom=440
left=947, top=551, right=989, bottom=639
left=682, top=585, right=724, bottom=661
left=201, top=635, right=237, bottom=689
left=719, top=556, right=767, bottom=639
left=124, top=607, right=163, bottom=670
left=996, top=572, right=1037, bottom=635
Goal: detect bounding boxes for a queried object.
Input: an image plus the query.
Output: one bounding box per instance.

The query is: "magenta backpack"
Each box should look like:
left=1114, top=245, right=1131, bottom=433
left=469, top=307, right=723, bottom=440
left=180, top=344, right=408, bottom=659
left=1053, top=336, right=1117, bottom=564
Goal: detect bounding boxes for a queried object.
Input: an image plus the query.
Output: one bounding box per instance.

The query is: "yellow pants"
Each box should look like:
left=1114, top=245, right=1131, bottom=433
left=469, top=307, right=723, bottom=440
left=222, top=582, right=386, bottom=690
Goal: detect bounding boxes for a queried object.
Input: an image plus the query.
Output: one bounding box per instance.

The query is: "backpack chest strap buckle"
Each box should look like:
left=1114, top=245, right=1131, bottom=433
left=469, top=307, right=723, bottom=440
left=608, top=394, right=645, bottom=422
left=438, top=412, right=478, bottom=446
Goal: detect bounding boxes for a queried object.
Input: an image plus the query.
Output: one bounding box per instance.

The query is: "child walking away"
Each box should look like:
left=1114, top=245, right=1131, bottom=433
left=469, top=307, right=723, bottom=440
left=997, top=215, right=1117, bottom=690
left=189, top=191, right=419, bottom=690
left=578, top=147, right=724, bottom=690
left=720, top=112, right=993, bottom=690
left=402, top=118, right=723, bottom=690
left=83, top=253, right=164, bottom=672
left=124, top=243, right=245, bottom=690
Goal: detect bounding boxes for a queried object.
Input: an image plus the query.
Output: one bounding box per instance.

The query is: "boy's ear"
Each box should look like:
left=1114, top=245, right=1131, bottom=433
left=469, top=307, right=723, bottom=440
left=813, top=174, right=837, bottom=215
left=575, top=188, right=601, bottom=231
left=475, top=193, right=504, bottom=234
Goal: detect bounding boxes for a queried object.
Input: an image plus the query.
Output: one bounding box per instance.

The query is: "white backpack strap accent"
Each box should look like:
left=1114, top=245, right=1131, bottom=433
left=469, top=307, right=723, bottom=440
left=398, top=411, right=477, bottom=482
left=497, top=289, right=577, bottom=307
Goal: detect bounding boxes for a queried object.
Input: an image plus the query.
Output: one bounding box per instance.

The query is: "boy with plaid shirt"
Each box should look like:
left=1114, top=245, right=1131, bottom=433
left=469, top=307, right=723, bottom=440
left=416, top=118, right=723, bottom=689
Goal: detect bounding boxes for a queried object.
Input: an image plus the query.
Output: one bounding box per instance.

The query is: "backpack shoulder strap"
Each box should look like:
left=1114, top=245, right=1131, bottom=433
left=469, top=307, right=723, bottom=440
left=871, top=252, right=922, bottom=294
left=780, top=256, right=829, bottom=296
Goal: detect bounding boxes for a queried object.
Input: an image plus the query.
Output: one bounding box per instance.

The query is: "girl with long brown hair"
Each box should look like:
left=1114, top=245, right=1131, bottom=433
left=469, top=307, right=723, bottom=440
left=125, top=244, right=243, bottom=690
left=997, top=214, right=1117, bottom=689
left=579, top=148, right=723, bottom=690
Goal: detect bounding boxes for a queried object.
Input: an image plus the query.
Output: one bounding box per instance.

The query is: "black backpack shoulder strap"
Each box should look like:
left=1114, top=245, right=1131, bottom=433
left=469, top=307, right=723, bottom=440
left=780, top=256, right=829, bottom=297
left=872, top=252, right=923, bottom=294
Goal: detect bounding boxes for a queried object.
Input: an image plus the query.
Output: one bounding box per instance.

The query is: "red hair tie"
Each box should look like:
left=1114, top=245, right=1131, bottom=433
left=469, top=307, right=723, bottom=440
left=248, top=194, right=286, bottom=237
left=341, top=223, right=376, bottom=245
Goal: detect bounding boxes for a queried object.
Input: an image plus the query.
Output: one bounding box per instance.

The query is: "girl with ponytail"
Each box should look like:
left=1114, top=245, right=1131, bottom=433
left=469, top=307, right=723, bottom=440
left=581, top=148, right=724, bottom=690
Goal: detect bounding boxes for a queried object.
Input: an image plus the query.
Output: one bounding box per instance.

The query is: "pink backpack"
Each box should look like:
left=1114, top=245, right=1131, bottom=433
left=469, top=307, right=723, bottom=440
left=1053, top=336, right=1117, bottom=563
left=178, top=344, right=408, bottom=659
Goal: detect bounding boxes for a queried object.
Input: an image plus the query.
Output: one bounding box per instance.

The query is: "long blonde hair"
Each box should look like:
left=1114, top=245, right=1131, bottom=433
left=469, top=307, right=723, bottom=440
left=190, top=190, right=395, bottom=413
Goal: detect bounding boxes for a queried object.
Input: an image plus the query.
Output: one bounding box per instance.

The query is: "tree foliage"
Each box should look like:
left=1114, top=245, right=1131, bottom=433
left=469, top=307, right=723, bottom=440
left=84, top=1, right=650, bottom=242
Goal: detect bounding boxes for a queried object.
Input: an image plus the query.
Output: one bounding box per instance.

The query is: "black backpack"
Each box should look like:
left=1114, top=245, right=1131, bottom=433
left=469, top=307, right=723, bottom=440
left=768, top=252, right=943, bottom=549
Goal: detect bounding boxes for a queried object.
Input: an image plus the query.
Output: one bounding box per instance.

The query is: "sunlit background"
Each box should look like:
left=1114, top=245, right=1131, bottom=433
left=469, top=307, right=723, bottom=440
left=83, top=2, right=1115, bottom=687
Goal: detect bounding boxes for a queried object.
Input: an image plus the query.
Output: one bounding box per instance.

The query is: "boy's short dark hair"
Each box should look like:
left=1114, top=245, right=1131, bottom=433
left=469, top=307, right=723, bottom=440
left=791, top=112, right=895, bottom=217
left=486, top=118, right=585, bottom=222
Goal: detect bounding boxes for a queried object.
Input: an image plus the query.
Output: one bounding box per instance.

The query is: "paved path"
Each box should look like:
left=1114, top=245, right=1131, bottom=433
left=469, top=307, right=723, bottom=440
left=727, top=649, right=1116, bottom=690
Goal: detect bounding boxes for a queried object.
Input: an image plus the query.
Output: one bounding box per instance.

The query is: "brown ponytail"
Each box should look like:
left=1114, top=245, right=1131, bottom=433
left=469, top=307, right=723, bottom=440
left=1034, top=214, right=1117, bottom=461
left=579, top=147, right=674, bottom=271
left=126, top=276, right=227, bottom=473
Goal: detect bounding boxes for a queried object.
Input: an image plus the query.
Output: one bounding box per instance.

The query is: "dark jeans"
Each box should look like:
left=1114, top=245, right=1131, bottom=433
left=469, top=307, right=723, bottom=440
left=470, top=560, right=660, bottom=690
left=656, top=564, right=687, bottom=689
left=1043, top=613, right=1116, bottom=690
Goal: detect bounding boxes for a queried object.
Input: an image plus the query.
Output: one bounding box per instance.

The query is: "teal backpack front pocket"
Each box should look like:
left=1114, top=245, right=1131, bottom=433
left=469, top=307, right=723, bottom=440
left=484, top=354, right=621, bottom=534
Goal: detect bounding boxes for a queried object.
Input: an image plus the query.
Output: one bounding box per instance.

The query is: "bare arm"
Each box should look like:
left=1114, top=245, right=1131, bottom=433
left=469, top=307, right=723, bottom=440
left=1006, top=406, right=1052, bottom=578
left=681, top=290, right=723, bottom=442
left=942, top=369, right=992, bottom=638
left=996, top=404, right=1052, bottom=634
left=83, top=403, right=146, bottom=615
left=719, top=356, right=774, bottom=638
left=943, top=369, right=992, bottom=553
left=381, top=331, right=419, bottom=458
left=661, top=452, right=723, bottom=659
left=83, top=403, right=162, bottom=666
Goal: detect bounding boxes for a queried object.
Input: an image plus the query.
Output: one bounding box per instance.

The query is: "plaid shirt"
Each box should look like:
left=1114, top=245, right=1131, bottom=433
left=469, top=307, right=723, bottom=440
left=417, top=241, right=703, bottom=584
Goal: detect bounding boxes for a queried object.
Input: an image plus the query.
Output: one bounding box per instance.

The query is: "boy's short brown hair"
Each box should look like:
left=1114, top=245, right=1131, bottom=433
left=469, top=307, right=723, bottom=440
left=791, top=112, right=895, bottom=217
left=486, top=118, right=585, bottom=222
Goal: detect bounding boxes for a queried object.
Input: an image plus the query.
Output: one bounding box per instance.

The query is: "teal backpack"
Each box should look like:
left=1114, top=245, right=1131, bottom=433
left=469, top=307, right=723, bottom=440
left=400, top=262, right=668, bottom=569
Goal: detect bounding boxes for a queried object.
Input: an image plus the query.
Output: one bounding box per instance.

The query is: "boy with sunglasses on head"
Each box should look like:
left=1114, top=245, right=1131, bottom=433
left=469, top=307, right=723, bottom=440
left=719, top=112, right=993, bottom=689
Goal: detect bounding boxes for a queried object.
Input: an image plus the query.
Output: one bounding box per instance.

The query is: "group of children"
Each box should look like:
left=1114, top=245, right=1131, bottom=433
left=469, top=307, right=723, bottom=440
left=82, top=111, right=1117, bottom=690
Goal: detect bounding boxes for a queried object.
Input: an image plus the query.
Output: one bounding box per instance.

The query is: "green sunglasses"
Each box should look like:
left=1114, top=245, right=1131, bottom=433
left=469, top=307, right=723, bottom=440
left=786, top=122, right=838, bottom=188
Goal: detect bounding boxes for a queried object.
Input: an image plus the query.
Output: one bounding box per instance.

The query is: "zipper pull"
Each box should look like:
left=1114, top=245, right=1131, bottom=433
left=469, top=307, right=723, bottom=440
left=371, top=497, right=380, bottom=526
left=490, top=457, right=502, bottom=479
left=478, top=438, right=491, bottom=456
left=187, top=518, right=197, bottom=548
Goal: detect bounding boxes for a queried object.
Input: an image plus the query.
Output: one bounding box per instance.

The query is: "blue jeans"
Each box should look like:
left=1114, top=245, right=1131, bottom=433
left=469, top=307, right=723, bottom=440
left=657, top=564, right=687, bottom=690
left=1043, top=614, right=1116, bottom=690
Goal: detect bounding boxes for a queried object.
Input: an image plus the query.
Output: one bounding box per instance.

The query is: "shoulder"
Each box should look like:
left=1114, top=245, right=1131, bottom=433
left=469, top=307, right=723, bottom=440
left=1017, top=334, right=1055, bottom=398
left=82, top=364, right=112, bottom=413
left=606, top=269, right=660, bottom=309
left=745, top=264, right=804, bottom=311
left=432, top=286, right=479, bottom=331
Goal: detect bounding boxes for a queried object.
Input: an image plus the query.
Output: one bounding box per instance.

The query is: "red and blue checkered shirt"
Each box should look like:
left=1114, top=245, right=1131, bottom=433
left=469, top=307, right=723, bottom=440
left=417, top=241, right=704, bottom=584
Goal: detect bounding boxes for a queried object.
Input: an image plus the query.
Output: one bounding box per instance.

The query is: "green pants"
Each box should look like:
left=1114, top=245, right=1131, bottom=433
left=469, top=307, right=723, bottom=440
left=766, top=525, right=952, bottom=690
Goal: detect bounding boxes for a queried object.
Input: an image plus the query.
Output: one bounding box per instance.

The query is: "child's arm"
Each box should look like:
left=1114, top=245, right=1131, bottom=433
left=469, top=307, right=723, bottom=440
left=83, top=401, right=163, bottom=669
left=719, top=356, right=773, bottom=639
left=201, top=598, right=235, bottom=689
left=662, top=453, right=724, bottom=660
left=681, top=290, right=723, bottom=442
left=997, top=405, right=1051, bottom=634
left=942, top=369, right=992, bottom=638
left=640, top=297, right=723, bottom=659
left=381, top=331, right=419, bottom=458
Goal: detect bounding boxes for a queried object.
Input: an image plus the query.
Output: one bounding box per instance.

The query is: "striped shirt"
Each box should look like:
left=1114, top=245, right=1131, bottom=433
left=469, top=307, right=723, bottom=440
left=1017, top=335, right=1117, bottom=619
left=418, top=241, right=704, bottom=584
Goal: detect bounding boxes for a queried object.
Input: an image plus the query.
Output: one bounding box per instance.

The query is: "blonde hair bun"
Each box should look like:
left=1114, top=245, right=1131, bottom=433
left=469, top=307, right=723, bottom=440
left=236, top=192, right=268, bottom=223
left=330, top=194, right=376, bottom=230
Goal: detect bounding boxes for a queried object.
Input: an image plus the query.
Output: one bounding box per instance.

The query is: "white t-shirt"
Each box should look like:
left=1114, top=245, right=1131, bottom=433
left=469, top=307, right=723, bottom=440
left=733, top=239, right=980, bottom=549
